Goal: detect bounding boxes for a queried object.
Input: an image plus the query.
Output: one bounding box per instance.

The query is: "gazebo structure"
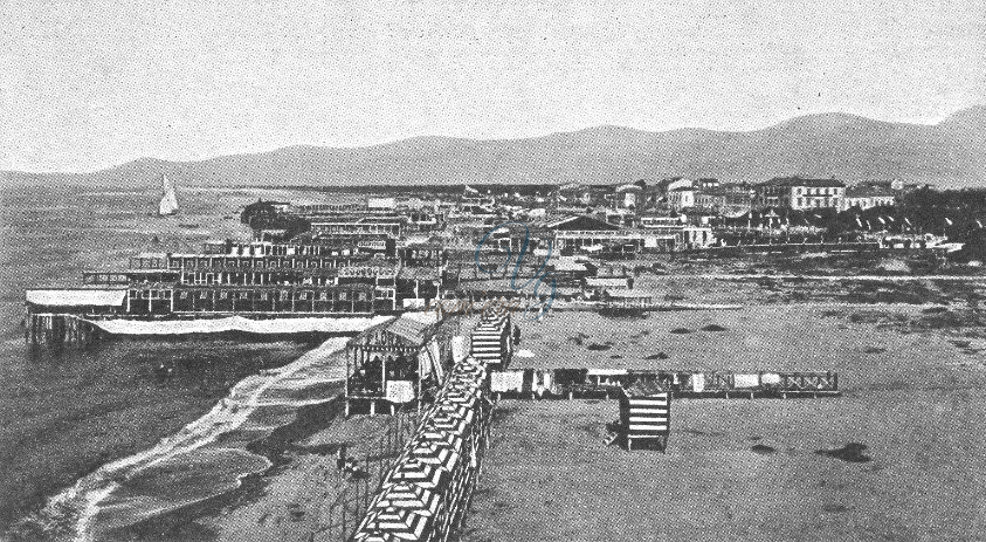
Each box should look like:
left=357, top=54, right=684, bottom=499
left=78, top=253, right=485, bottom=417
left=346, top=313, right=460, bottom=416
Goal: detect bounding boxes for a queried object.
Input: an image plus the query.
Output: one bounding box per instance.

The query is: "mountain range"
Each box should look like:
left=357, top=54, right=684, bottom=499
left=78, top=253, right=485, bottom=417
left=4, top=105, right=985, bottom=189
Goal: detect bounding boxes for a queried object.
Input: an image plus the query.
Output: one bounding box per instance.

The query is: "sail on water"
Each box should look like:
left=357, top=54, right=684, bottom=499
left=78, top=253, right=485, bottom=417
left=158, top=174, right=179, bottom=216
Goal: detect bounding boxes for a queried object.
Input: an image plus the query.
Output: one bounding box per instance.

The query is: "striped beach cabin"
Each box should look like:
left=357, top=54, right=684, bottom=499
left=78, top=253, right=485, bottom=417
left=469, top=309, right=511, bottom=370
left=620, top=385, right=671, bottom=452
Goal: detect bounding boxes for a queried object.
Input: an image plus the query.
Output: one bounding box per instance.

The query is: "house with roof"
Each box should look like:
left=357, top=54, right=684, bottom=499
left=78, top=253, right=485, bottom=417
left=614, top=183, right=643, bottom=210
left=754, top=177, right=846, bottom=210
left=843, top=184, right=897, bottom=210
left=667, top=185, right=697, bottom=211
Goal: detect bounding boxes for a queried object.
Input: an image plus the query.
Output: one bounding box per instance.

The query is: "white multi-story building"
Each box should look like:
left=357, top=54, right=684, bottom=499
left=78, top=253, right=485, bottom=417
left=667, top=186, right=697, bottom=210
left=843, top=184, right=897, bottom=210
left=755, top=177, right=846, bottom=210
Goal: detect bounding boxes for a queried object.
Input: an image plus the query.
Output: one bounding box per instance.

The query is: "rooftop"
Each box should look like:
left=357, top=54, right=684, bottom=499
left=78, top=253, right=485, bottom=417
left=25, top=288, right=127, bottom=307
left=846, top=184, right=896, bottom=198
left=761, top=177, right=846, bottom=188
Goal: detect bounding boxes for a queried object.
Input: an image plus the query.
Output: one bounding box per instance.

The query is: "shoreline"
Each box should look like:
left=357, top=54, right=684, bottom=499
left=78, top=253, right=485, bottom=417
left=0, top=338, right=315, bottom=536
left=4, top=330, right=369, bottom=542
left=106, top=396, right=349, bottom=542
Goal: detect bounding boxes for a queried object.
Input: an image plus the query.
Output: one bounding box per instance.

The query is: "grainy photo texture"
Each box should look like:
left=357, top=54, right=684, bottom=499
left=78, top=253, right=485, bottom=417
left=1, top=1, right=985, bottom=541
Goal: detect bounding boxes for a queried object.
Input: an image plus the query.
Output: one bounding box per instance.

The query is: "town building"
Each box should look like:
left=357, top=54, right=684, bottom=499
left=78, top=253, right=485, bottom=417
left=843, top=184, right=897, bottom=210
left=613, top=183, right=643, bottom=210
left=754, top=177, right=846, bottom=210
left=695, top=178, right=720, bottom=190
left=547, top=214, right=714, bottom=254
left=667, top=186, right=697, bottom=211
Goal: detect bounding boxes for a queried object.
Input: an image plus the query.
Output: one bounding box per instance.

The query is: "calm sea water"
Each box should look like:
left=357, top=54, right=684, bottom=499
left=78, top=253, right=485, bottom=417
left=0, top=186, right=361, bottom=538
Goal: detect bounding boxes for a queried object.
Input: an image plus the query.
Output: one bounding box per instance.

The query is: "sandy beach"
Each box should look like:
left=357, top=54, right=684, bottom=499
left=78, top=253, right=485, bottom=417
left=118, top=299, right=986, bottom=542
left=461, top=303, right=986, bottom=541
left=102, top=289, right=986, bottom=542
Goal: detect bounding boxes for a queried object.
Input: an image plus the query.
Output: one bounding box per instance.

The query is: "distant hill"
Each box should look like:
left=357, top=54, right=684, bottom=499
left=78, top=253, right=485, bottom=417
left=4, top=105, right=985, bottom=189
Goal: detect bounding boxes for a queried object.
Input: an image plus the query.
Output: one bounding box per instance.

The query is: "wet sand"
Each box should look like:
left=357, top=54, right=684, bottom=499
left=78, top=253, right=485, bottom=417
left=463, top=304, right=986, bottom=541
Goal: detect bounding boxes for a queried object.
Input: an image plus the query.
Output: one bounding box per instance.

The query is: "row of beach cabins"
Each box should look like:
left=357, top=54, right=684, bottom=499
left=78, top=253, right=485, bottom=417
left=347, top=309, right=512, bottom=541
left=337, top=302, right=841, bottom=540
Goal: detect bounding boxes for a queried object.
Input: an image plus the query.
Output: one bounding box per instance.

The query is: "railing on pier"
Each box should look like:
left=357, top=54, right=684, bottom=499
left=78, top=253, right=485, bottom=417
left=82, top=272, right=131, bottom=285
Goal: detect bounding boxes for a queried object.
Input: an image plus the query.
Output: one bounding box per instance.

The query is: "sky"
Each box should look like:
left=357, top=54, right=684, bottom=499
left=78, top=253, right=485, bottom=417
left=1, top=0, right=984, bottom=173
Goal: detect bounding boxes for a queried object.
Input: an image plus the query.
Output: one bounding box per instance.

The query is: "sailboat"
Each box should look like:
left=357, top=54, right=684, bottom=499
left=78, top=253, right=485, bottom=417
left=158, top=174, right=179, bottom=216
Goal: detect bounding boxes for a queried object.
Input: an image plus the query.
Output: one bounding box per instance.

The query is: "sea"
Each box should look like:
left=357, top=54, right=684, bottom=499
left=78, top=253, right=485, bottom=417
left=0, top=185, right=368, bottom=541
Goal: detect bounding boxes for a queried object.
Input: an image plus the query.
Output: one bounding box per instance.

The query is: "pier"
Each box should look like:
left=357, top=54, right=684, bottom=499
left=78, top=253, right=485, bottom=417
left=24, top=313, right=103, bottom=347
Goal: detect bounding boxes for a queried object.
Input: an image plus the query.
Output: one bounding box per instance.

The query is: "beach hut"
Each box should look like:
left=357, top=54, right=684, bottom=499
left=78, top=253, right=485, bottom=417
left=470, top=311, right=512, bottom=369
left=414, top=430, right=465, bottom=453
left=374, top=481, right=443, bottom=516
left=391, top=458, right=447, bottom=489
left=779, top=371, right=839, bottom=398
left=353, top=503, right=436, bottom=542
left=345, top=313, right=459, bottom=416
left=424, top=414, right=470, bottom=438
left=620, top=382, right=671, bottom=452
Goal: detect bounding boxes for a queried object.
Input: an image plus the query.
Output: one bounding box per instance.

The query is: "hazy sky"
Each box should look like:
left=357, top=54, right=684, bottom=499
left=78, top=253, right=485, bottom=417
left=2, top=0, right=984, bottom=172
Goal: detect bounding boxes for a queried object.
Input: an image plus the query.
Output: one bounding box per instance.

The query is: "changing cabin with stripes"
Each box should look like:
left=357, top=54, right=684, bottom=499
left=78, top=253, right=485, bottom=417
left=620, top=390, right=671, bottom=452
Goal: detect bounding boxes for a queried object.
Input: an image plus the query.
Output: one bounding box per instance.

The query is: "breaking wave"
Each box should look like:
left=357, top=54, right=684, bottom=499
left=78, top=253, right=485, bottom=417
left=9, top=331, right=373, bottom=542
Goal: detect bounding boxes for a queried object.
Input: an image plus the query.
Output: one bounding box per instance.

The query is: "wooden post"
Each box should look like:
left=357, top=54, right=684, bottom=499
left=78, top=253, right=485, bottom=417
left=381, top=355, right=387, bottom=404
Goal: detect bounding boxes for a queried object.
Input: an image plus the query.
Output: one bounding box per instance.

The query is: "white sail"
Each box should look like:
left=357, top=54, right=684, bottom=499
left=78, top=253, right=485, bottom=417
left=158, top=174, right=179, bottom=215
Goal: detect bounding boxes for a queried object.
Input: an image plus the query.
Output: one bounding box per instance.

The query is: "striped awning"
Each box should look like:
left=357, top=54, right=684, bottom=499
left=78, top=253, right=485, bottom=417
left=431, top=404, right=475, bottom=424
left=353, top=505, right=432, bottom=542
left=391, top=459, right=446, bottom=488
left=414, top=429, right=464, bottom=452
left=425, top=414, right=470, bottom=435
left=438, top=391, right=480, bottom=409
left=450, top=366, right=485, bottom=379
left=374, top=482, right=442, bottom=517
left=408, top=441, right=461, bottom=471
left=439, top=383, right=481, bottom=398
left=447, top=375, right=484, bottom=388
left=444, top=379, right=482, bottom=393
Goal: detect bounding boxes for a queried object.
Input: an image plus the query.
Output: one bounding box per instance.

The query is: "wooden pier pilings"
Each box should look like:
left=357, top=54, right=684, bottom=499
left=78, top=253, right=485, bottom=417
left=25, top=313, right=102, bottom=347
